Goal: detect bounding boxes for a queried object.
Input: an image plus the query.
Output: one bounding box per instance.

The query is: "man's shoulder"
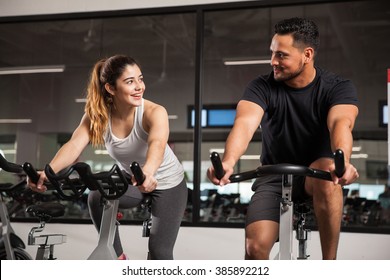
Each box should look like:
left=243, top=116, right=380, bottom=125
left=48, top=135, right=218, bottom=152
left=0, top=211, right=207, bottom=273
left=316, top=67, right=358, bottom=102
left=317, top=67, right=350, bottom=85
left=248, top=72, right=277, bottom=88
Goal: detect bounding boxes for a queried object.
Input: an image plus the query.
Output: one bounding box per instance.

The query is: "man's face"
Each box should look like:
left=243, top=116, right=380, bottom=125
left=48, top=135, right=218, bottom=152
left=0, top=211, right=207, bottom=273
left=270, top=34, right=307, bottom=84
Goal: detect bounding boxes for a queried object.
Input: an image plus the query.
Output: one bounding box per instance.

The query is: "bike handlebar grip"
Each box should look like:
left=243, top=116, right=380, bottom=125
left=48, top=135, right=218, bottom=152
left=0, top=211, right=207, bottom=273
left=210, top=152, right=225, bottom=180
left=130, top=162, right=145, bottom=186
left=22, top=162, right=40, bottom=184
left=334, top=149, right=345, bottom=178
left=0, top=153, right=23, bottom=173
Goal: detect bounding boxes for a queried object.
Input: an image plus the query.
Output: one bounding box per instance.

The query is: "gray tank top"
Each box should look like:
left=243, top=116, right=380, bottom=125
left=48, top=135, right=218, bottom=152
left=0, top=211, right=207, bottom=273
left=104, top=99, right=184, bottom=190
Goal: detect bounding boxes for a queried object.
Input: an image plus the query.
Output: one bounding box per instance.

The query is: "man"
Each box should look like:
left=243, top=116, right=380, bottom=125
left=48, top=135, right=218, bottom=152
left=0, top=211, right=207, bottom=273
left=207, top=17, right=359, bottom=260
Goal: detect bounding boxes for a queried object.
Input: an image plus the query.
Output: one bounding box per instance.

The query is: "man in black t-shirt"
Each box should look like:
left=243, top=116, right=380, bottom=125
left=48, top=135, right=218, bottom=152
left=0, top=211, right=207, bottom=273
left=208, top=17, right=359, bottom=260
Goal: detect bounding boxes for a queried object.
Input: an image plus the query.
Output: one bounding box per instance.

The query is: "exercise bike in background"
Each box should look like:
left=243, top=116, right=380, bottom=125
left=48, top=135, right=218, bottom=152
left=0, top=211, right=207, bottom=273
left=210, top=149, right=345, bottom=260
left=0, top=154, right=66, bottom=260
left=0, top=180, right=33, bottom=260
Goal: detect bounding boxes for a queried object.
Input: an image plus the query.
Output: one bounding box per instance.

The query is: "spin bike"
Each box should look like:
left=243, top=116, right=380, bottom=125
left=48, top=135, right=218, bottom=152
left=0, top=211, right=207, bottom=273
left=210, top=149, right=345, bottom=260
left=22, top=159, right=147, bottom=260
left=0, top=154, right=66, bottom=260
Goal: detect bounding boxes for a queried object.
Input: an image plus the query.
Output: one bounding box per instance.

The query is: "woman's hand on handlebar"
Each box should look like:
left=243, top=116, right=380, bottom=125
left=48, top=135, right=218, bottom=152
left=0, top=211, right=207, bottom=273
left=331, top=161, right=359, bottom=186
left=27, top=171, right=48, bottom=193
left=132, top=171, right=157, bottom=193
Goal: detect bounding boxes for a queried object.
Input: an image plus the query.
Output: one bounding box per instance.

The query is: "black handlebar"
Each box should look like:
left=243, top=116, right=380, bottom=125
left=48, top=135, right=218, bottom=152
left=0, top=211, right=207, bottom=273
left=334, top=149, right=345, bottom=178
left=44, top=162, right=138, bottom=200
left=130, top=162, right=152, bottom=210
left=2, top=152, right=144, bottom=200
left=22, top=162, right=41, bottom=184
left=211, top=149, right=345, bottom=183
left=0, top=153, right=23, bottom=173
left=130, top=162, right=145, bottom=185
left=210, top=152, right=225, bottom=180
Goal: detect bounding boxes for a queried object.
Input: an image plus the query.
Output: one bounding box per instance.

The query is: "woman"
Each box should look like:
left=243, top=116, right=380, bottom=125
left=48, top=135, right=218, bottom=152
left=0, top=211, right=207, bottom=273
left=28, top=54, right=188, bottom=260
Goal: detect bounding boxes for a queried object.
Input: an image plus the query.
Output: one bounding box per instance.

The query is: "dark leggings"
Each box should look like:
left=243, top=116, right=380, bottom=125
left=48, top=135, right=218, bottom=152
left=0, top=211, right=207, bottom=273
left=87, top=179, right=188, bottom=260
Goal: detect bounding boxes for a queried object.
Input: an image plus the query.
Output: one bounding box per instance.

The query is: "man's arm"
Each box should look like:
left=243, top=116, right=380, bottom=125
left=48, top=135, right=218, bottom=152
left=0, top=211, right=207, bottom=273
left=209, top=100, right=264, bottom=185
left=327, top=104, right=359, bottom=185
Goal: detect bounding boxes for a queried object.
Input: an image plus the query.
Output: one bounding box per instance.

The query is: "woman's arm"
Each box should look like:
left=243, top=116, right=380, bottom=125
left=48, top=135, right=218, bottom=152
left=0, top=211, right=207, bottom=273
left=30, top=114, right=91, bottom=192
left=139, top=100, right=170, bottom=192
left=49, top=114, right=91, bottom=172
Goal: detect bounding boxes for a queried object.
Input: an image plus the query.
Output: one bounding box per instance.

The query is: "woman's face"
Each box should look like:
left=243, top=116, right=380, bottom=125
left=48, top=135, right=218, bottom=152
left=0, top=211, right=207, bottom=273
left=109, top=64, right=145, bottom=107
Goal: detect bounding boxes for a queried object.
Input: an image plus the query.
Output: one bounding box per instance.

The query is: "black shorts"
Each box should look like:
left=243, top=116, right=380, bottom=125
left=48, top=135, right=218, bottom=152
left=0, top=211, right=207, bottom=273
left=245, top=174, right=309, bottom=226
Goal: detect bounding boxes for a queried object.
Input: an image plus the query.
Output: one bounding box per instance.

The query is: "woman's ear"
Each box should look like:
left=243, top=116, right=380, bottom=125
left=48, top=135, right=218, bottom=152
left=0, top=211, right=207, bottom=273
left=104, top=83, right=115, bottom=96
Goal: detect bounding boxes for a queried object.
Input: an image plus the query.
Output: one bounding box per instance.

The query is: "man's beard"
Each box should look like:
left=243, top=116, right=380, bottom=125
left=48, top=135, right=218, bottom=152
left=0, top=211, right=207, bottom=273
left=274, top=62, right=305, bottom=82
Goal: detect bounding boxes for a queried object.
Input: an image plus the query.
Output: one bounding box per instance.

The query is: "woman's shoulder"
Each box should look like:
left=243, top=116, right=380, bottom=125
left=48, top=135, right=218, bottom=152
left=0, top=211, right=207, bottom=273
left=143, top=99, right=167, bottom=115
left=142, top=100, right=168, bottom=128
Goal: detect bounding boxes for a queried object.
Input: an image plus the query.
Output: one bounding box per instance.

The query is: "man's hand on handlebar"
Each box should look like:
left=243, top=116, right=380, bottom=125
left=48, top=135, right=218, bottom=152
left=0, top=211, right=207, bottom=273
left=207, top=163, right=234, bottom=186
left=27, top=171, right=48, bottom=193
left=331, top=161, right=359, bottom=186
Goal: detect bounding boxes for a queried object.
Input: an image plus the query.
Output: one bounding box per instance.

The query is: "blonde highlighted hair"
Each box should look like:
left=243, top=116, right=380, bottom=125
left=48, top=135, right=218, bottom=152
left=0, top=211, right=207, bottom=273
left=84, top=55, right=140, bottom=147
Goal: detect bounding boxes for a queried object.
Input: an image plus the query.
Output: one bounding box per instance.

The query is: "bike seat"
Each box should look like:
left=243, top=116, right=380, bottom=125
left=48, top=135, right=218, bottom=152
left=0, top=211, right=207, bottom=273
left=26, top=202, right=66, bottom=222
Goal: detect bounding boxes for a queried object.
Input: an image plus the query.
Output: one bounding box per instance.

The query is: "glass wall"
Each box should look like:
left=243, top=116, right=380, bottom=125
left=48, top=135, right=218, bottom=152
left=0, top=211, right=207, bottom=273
left=199, top=0, right=390, bottom=230
left=1, top=0, right=390, bottom=232
left=0, top=13, right=197, bottom=223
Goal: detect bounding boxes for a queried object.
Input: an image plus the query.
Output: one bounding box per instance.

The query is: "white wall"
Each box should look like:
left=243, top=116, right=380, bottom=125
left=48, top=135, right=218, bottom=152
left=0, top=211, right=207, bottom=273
left=12, top=222, right=390, bottom=260
left=0, top=0, right=256, bottom=17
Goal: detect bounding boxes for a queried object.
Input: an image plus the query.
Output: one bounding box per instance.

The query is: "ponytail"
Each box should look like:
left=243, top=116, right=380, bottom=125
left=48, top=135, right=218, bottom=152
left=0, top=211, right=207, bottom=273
left=85, top=59, right=112, bottom=147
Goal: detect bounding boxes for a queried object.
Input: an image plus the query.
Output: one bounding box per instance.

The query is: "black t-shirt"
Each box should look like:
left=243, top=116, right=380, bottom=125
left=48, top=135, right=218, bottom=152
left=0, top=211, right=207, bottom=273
left=241, top=67, right=358, bottom=166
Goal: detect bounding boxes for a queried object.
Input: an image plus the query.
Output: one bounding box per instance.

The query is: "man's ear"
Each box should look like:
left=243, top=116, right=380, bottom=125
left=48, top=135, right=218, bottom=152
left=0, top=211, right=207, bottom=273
left=104, top=83, right=115, bottom=95
left=304, top=47, right=314, bottom=63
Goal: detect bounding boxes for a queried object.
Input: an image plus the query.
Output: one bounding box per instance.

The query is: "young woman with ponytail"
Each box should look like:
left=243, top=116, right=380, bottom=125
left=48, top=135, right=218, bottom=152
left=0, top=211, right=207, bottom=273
left=27, top=54, right=188, bottom=260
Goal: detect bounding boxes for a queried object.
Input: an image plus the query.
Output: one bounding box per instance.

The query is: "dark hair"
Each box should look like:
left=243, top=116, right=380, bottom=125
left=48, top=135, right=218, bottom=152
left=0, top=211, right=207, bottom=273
left=100, top=55, right=140, bottom=87
left=274, top=17, right=319, bottom=53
